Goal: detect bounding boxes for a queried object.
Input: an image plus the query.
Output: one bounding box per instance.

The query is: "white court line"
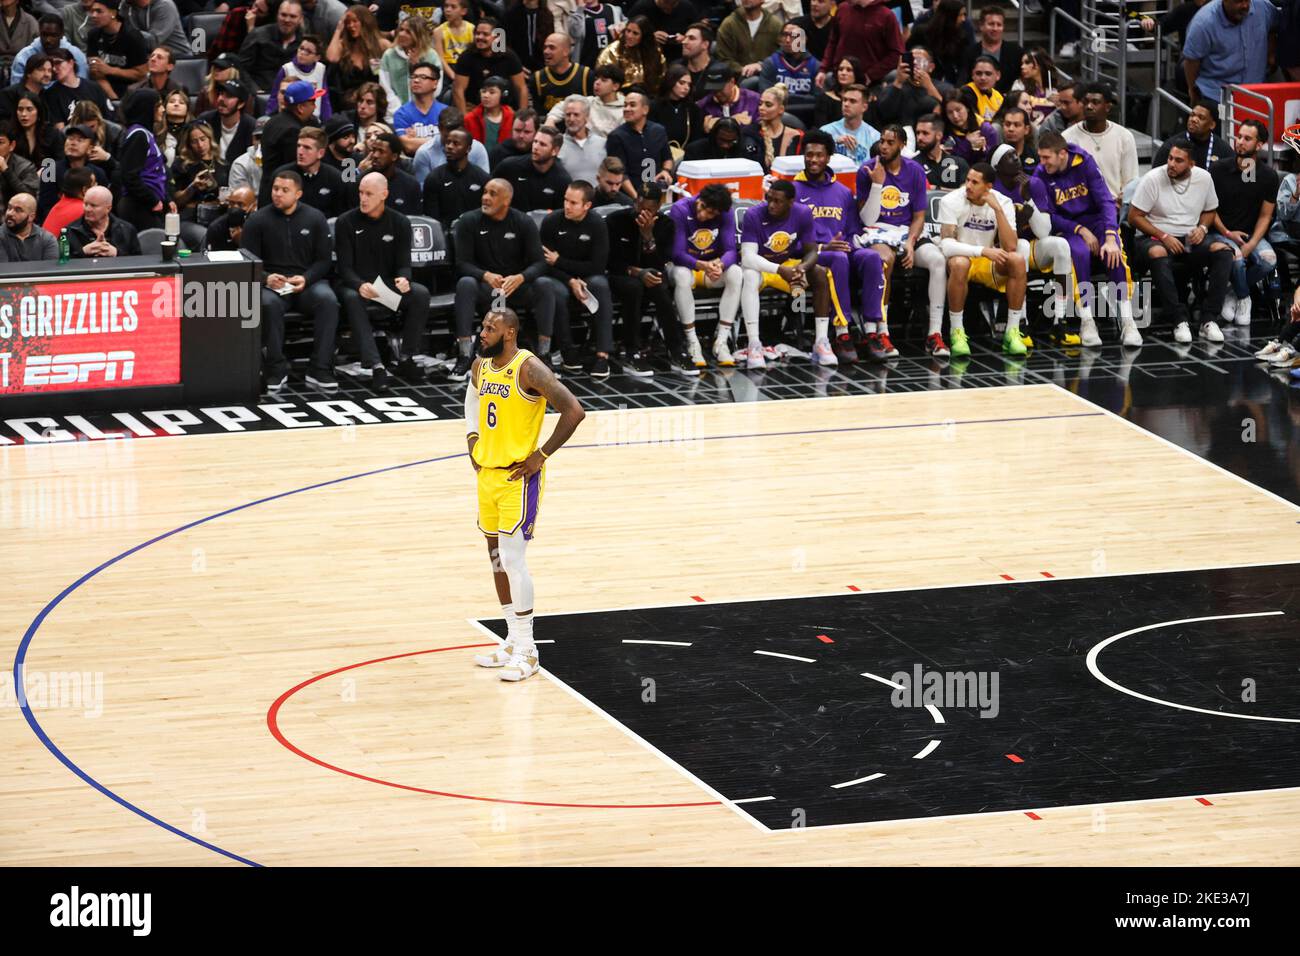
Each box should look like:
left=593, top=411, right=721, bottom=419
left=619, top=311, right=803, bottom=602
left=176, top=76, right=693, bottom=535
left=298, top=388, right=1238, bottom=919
left=464, top=619, right=771, bottom=833
left=536, top=640, right=555, bottom=644
left=623, top=640, right=693, bottom=646
left=912, top=739, right=942, bottom=760
left=925, top=705, right=945, bottom=724
left=832, top=772, right=886, bottom=789
left=861, top=671, right=905, bottom=690
left=754, top=650, right=817, bottom=663
left=733, top=796, right=776, bottom=804
left=1086, top=611, right=1299, bottom=722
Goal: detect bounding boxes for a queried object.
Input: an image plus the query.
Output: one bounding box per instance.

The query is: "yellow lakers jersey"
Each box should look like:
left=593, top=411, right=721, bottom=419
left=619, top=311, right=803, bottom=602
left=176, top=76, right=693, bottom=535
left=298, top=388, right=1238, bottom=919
left=472, top=349, right=546, bottom=469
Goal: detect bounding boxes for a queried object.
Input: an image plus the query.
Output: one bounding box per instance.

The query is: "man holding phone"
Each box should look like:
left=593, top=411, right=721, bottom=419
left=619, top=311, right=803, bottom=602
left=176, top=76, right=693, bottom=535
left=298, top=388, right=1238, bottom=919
left=875, top=46, right=947, bottom=128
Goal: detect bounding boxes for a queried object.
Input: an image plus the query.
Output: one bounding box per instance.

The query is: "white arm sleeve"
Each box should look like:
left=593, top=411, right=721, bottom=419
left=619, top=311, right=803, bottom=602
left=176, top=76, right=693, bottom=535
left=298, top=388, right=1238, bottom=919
left=1027, top=203, right=1052, bottom=239
left=465, top=379, right=479, bottom=435
left=740, top=241, right=779, bottom=273
left=941, top=238, right=986, bottom=258
left=859, top=183, right=883, bottom=226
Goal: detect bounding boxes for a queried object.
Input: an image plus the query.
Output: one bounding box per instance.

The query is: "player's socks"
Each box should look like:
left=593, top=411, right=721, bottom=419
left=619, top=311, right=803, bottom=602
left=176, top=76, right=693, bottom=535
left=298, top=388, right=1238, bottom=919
left=1118, top=299, right=1134, bottom=322
left=814, top=315, right=829, bottom=341
left=458, top=337, right=473, bottom=357
left=863, top=321, right=879, bottom=334
left=949, top=310, right=965, bottom=331
left=474, top=604, right=518, bottom=667
left=742, top=310, right=761, bottom=349
left=501, top=614, right=539, bottom=681
left=537, top=336, right=551, bottom=357
left=502, top=603, right=517, bottom=637
left=928, top=304, right=944, bottom=336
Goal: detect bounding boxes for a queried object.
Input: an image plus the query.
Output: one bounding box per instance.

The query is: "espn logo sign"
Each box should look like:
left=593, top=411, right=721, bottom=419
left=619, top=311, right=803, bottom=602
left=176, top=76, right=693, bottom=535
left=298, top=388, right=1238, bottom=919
left=25, top=351, right=136, bottom=387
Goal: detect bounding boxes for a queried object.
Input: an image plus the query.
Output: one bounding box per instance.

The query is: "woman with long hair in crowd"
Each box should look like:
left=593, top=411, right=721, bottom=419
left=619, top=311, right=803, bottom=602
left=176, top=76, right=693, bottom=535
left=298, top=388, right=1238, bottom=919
left=1011, top=48, right=1058, bottom=128
left=171, top=121, right=222, bottom=223
left=596, top=16, right=664, bottom=93
left=326, top=4, right=391, bottom=110
left=651, top=62, right=702, bottom=160
left=156, top=88, right=193, bottom=166
left=755, top=84, right=802, bottom=169
left=117, top=88, right=170, bottom=231
left=12, top=92, right=63, bottom=167
left=351, top=81, right=390, bottom=138
left=381, top=15, right=441, bottom=108
left=813, top=55, right=865, bottom=127
left=911, top=0, right=971, bottom=87
left=943, top=88, right=999, bottom=163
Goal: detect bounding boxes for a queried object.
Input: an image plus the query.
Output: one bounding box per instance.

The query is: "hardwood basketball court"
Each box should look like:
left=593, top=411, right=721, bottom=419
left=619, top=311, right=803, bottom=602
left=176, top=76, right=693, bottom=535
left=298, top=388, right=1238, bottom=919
left=4, top=383, right=1299, bottom=866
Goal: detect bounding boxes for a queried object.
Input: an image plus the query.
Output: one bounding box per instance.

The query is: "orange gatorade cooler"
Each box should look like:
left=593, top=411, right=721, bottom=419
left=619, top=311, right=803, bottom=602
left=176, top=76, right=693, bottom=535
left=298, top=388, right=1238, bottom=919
left=675, top=158, right=766, bottom=201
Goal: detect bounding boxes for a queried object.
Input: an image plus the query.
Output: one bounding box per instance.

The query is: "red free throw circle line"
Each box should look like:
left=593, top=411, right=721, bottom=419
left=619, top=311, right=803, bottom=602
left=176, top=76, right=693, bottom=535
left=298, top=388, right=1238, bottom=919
left=267, top=642, right=723, bottom=809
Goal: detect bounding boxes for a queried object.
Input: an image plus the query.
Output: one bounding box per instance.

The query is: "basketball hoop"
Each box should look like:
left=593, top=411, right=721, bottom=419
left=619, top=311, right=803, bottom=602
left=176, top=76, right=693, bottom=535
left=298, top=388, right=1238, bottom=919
left=1285, top=123, right=1300, bottom=156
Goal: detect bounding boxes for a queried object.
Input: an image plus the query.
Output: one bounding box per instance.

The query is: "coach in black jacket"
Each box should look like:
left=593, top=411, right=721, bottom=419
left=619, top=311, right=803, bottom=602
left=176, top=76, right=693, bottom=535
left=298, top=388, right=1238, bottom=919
left=64, top=185, right=142, bottom=257
left=422, top=128, right=489, bottom=226
left=606, top=181, right=687, bottom=377
left=539, top=180, right=614, bottom=379
left=450, top=177, right=562, bottom=381
left=335, top=172, right=432, bottom=385
left=240, top=168, right=339, bottom=394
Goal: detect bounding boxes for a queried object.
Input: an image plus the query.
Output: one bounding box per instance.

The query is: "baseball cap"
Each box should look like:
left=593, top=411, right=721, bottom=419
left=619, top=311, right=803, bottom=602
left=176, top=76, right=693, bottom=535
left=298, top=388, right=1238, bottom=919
left=212, top=54, right=239, bottom=71
left=323, top=114, right=355, bottom=142
left=219, top=79, right=247, bottom=99
left=283, top=81, right=325, bottom=106
left=65, top=124, right=95, bottom=139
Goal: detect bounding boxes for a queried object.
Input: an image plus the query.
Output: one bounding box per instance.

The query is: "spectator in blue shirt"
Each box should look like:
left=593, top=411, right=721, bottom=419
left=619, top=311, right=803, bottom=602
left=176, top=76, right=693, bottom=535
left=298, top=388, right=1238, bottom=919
left=10, top=14, right=89, bottom=87
left=394, top=62, right=446, bottom=156
left=1182, top=0, right=1279, bottom=105
left=819, top=83, right=879, bottom=165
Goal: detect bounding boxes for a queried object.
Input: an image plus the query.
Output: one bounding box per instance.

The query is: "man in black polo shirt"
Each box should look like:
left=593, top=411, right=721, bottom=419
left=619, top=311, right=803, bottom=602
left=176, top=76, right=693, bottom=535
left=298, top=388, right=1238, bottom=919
left=450, top=177, right=562, bottom=379
left=259, top=80, right=322, bottom=206
left=453, top=16, right=528, bottom=112
left=1209, top=119, right=1281, bottom=326
left=85, top=0, right=149, bottom=100
left=605, top=90, right=673, bottom=198
left=240, top=169, right=340, bottom=393
left=494, top=125, right=571, bottom=212
left=423, top=128, right=489, bottom=224
left=271, top=126, right=348, bottom=217
left=367, top=132, right=422, bottom=215
left=593, top=156, right=635, bottom=207
left=539, top=180, right=615, bottom=378
left=335, top=171, right=432, bottom=386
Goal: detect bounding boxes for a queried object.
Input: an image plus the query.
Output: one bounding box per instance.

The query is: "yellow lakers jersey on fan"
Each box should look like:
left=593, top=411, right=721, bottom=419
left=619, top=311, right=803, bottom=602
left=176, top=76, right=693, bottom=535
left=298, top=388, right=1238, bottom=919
left=472, top=349, right=546, bottom=469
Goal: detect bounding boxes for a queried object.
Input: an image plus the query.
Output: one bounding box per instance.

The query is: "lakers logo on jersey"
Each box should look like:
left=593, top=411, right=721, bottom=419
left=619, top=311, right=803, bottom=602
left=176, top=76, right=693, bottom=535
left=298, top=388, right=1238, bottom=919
left=767, top=230, right=795, bottom=255
left=880, top=185, right=906, bottom=209
left=1054, top=183, right=1089, bottom=205
left=690, top=227, right=718, bottom=251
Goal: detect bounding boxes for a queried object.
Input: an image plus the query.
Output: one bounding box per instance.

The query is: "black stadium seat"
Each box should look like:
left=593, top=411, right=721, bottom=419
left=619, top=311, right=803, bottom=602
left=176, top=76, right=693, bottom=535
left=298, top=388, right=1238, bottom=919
left=187, top=14, right=227, bottom=59
left=172, top=58, right=210, bottom=96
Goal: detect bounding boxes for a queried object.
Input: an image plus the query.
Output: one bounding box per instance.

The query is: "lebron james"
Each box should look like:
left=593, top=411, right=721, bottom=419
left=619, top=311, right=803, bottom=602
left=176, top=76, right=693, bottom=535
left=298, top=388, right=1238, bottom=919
left=467, top=308, right=587, bottom=681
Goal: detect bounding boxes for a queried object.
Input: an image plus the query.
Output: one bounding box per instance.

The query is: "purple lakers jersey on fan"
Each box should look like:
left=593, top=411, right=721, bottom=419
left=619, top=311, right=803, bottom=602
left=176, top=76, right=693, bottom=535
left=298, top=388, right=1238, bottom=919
left=1032, top=146, right=1119, bottom=235
left=740, top=201, right=816, bottom=263
left=669, top=196, right=738, bottom=268
left=855, top=157, right=928, bottom=228
left=793, top=173, right=858, bottom=244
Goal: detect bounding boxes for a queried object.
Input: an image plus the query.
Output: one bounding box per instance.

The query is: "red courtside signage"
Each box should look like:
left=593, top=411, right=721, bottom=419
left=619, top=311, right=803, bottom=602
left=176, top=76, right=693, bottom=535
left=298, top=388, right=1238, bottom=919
left=0, top=275, right=181, bottom=396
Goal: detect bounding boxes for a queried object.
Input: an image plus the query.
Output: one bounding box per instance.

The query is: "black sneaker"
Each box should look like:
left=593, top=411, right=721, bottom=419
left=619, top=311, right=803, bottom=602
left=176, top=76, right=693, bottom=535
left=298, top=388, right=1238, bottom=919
left=372, top=365, right=390, bottom=389
left=674, top=354, right=701, bottom=377
left=547, top=350, right=562, bottom=369
left=394, top=358, right=424, bottom=381
left=305, top=367, right=338, bottom=391
left=561, top=348, right=584, bottom=373
left=265, top=363, right=289, bottom=394
left=591, top=355, right=610, bottom=380
left=625, top=352, right=654, bottom=378
left=449, top=353, right=474, bottom=381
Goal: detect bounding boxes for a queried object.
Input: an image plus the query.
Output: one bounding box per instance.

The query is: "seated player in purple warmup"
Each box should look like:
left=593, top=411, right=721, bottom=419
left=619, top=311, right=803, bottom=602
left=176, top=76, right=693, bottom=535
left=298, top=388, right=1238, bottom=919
left=793, top=129, right=883, bottom=366
left=738, top=180, right=831, bottom=369
left=1033, top=130, right=1140, bottom=348
left=855, top=124, right=937, bottom=358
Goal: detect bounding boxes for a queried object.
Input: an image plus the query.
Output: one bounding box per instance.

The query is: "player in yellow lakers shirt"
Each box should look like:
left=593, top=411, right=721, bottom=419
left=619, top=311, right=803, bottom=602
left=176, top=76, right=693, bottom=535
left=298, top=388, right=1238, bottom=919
left=467, top=308, right=586, bottom=681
